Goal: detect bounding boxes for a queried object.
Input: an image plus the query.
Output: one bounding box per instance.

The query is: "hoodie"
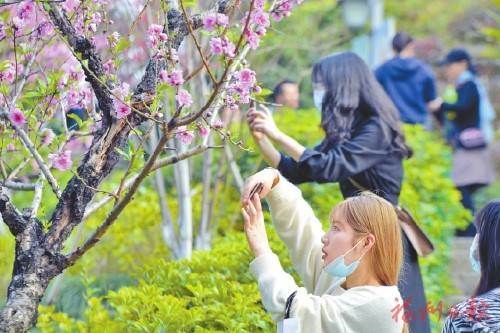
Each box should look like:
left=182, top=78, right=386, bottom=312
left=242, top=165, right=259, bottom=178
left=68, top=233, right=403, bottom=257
left=375, top=57, right=437, bottom=125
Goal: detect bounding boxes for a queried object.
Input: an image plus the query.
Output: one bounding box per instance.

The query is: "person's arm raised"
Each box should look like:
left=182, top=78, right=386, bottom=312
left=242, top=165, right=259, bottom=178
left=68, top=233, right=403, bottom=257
left=247, top=108, right=306, bottom=161
left=241, top=169, right=325, bottom=292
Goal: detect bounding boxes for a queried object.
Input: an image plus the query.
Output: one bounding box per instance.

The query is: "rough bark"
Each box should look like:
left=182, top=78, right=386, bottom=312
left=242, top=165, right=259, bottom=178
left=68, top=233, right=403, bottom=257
left=0, top=216, right=66, bottom=333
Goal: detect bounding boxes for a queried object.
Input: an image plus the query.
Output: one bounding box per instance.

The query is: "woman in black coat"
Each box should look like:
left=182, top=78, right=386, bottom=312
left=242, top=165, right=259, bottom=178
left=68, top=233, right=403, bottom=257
left=247, top=52, right=430, bottom=333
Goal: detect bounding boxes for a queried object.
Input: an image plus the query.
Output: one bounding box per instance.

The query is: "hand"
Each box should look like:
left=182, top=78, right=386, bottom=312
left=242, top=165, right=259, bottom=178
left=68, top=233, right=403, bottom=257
left=247, top=108, right=282, bottom=141
left=428, top=97, right=443, bottom=112
left=241, top=168, right=280, bottom=205
left=241, top=193, right=271, bottom=257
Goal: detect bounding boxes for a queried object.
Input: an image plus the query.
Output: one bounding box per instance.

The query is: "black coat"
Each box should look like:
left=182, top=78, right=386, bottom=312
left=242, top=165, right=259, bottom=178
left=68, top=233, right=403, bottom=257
left=440, top=80, right=480, bottom=132
left=277, top=115, right=403, bottom=205
left=277, top=115, right=431, bottom=333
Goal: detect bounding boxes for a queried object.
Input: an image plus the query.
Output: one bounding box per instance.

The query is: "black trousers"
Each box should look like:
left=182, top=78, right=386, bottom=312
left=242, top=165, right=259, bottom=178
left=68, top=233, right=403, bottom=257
left=456, top=184, right=486, bottom=237
left=398, top=232, right=431, bottom=333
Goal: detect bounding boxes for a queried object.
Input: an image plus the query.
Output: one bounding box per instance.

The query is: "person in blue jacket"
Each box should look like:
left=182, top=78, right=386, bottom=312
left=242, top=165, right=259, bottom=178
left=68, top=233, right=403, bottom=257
left=375, top=32, right=439, bottom=128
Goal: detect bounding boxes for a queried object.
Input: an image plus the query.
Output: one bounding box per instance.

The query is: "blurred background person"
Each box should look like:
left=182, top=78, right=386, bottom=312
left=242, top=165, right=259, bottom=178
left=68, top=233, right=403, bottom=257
left=431, top=48, right=496, bottom=237
left=376, top=32, right=439, bottom=129
left=271, top=79, right=300, bottom=111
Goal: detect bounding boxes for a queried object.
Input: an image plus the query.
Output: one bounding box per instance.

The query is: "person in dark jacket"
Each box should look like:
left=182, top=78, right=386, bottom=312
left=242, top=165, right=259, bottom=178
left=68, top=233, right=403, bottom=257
left=432, top=48, right=495, bottom=236
left=375, top=32, right=438, bottom=127
left=247, top=52, right=431, bottom=333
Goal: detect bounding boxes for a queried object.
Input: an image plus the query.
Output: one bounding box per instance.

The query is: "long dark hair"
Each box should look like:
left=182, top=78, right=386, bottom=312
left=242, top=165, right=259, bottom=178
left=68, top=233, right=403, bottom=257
left=312, top=52, right=411, bottom=158
left=474, top=200, right=500, bottom=296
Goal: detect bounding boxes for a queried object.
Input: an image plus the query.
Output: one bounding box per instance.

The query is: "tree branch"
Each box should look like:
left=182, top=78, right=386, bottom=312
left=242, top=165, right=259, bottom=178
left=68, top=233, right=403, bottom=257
left=0, top=186, right=26, bottom=235
left=2, top=180, right=36, bottom=191
left=44, top=3, right=113, bottom=127
left=0, top=111, right=62, bottom=199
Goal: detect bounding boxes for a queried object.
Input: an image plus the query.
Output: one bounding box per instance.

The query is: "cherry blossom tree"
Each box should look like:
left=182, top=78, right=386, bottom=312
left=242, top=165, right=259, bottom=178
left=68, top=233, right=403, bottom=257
left=0, top=0, right=302, bottom=331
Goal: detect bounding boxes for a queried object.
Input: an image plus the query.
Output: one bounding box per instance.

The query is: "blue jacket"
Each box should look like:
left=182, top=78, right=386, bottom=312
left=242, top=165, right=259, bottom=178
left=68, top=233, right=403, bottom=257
left=375, top=57, right=437, bottom=125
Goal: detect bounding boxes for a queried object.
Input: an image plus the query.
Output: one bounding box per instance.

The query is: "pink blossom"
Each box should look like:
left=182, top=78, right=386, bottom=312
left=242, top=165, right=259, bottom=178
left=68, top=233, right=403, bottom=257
left=0, top=63, right=16, bottom=83
left=148, top=24, right=163, bottom=35
left=36, top=21, right=54, bottom=38
left=176, top=126, right=195, bottom=144
left=88, top=12, right=102, bottom=32
left=49, top=150, right=73, bottom=171
left=8, top=108, right=26, bottom=126
left=62, top=0, right=79, bottom=12
left=111, top=82, right=130, bottom=100
left=65, top=89, right=82, bottom=108
left=255, top=25, right=267, bottom=37
left=168, top=70, right=184, bottom=85
left=92, top=34, right=108, bottom=50
left=209, top=37, right=224, bottom=55
left=255, top=0, right=266, bottom=8
left=236, top=68, right=256, bottom=89
left=251, top=10, right=270, bottom=27
left=198, top=126, right=209, bottom=138
left=210, top=37, right=236, bottom=57
left=216, top=14, right=229, bottom=27
left=68, top=66, right=83, bottom=82
left=6, top=143, right=16, bottom=152
left=212, top=119, right=223, bottom=129
left=114, top=100, right=131, bottom=119
left=16, top=1, right=35, bottom=21
left=271, top=0, right=297, bottom=21
left=169, top=49, right=179, bottom=62
left=103, top=59, right=115, bottom=74
left=176, top=89, right=193, bottom=107
left=222, top=38, right=236, bottom=58
left=41, top=128, right=55, bottom=146
left=244, top=29, right=261, bottom=49
left=203, top=14, right=217, bottom=31
left=147, top=24, right=167, bottom=48
left=203, top=13, right=229, bottom=31
left=159, top=69, right=169, bottom=82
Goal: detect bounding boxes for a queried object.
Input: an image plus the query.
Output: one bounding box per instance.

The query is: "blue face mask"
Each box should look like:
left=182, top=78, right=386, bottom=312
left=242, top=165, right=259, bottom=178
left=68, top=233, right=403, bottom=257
left=324, top=238, right=366, bottom=278
left=313, top=89, right=325, bottom=113
left=469, top=233, right=481, bottom=273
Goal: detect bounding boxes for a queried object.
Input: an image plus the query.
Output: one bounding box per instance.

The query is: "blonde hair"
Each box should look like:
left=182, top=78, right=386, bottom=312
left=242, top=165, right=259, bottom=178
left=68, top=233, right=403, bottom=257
left=334, top=192, right=403, bottom=286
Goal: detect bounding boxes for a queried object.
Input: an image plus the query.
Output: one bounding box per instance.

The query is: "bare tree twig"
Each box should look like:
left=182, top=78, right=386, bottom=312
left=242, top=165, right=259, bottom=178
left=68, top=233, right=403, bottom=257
left=30, top=175, right=45, bottom=217
left=0, top=111, right=61, bottom=198
left=179, top=0, right=217, bottom=85
left=2, top=180, right=37, bottom=191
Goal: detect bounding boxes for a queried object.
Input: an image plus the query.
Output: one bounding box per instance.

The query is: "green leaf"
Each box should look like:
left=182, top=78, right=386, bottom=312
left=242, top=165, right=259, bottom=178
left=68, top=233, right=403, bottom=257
left=114, top=147, right=131, bottom=160
left=67, top=113, right=84, bottom=128
left=115, top=38, right=131, bottom=54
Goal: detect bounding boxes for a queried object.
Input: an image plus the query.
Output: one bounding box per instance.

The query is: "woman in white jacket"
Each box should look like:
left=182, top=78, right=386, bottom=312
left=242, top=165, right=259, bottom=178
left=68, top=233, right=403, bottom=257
left=241, top=168, right=405, bottom=333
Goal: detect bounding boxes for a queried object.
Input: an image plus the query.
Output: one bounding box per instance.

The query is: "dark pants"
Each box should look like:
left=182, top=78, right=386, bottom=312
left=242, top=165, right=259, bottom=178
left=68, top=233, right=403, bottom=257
left=456, top=184, right=485, bottom=237
left=398, top=232, right=431, bottom=333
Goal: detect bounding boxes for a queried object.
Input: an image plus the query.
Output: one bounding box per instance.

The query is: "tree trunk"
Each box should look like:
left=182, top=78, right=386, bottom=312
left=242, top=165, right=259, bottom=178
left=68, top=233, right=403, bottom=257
left=0, top=222, right=65, bottom=333
left=195, top=136, right=213, bottom=250
left=173, top=138, right=193, bottom=259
